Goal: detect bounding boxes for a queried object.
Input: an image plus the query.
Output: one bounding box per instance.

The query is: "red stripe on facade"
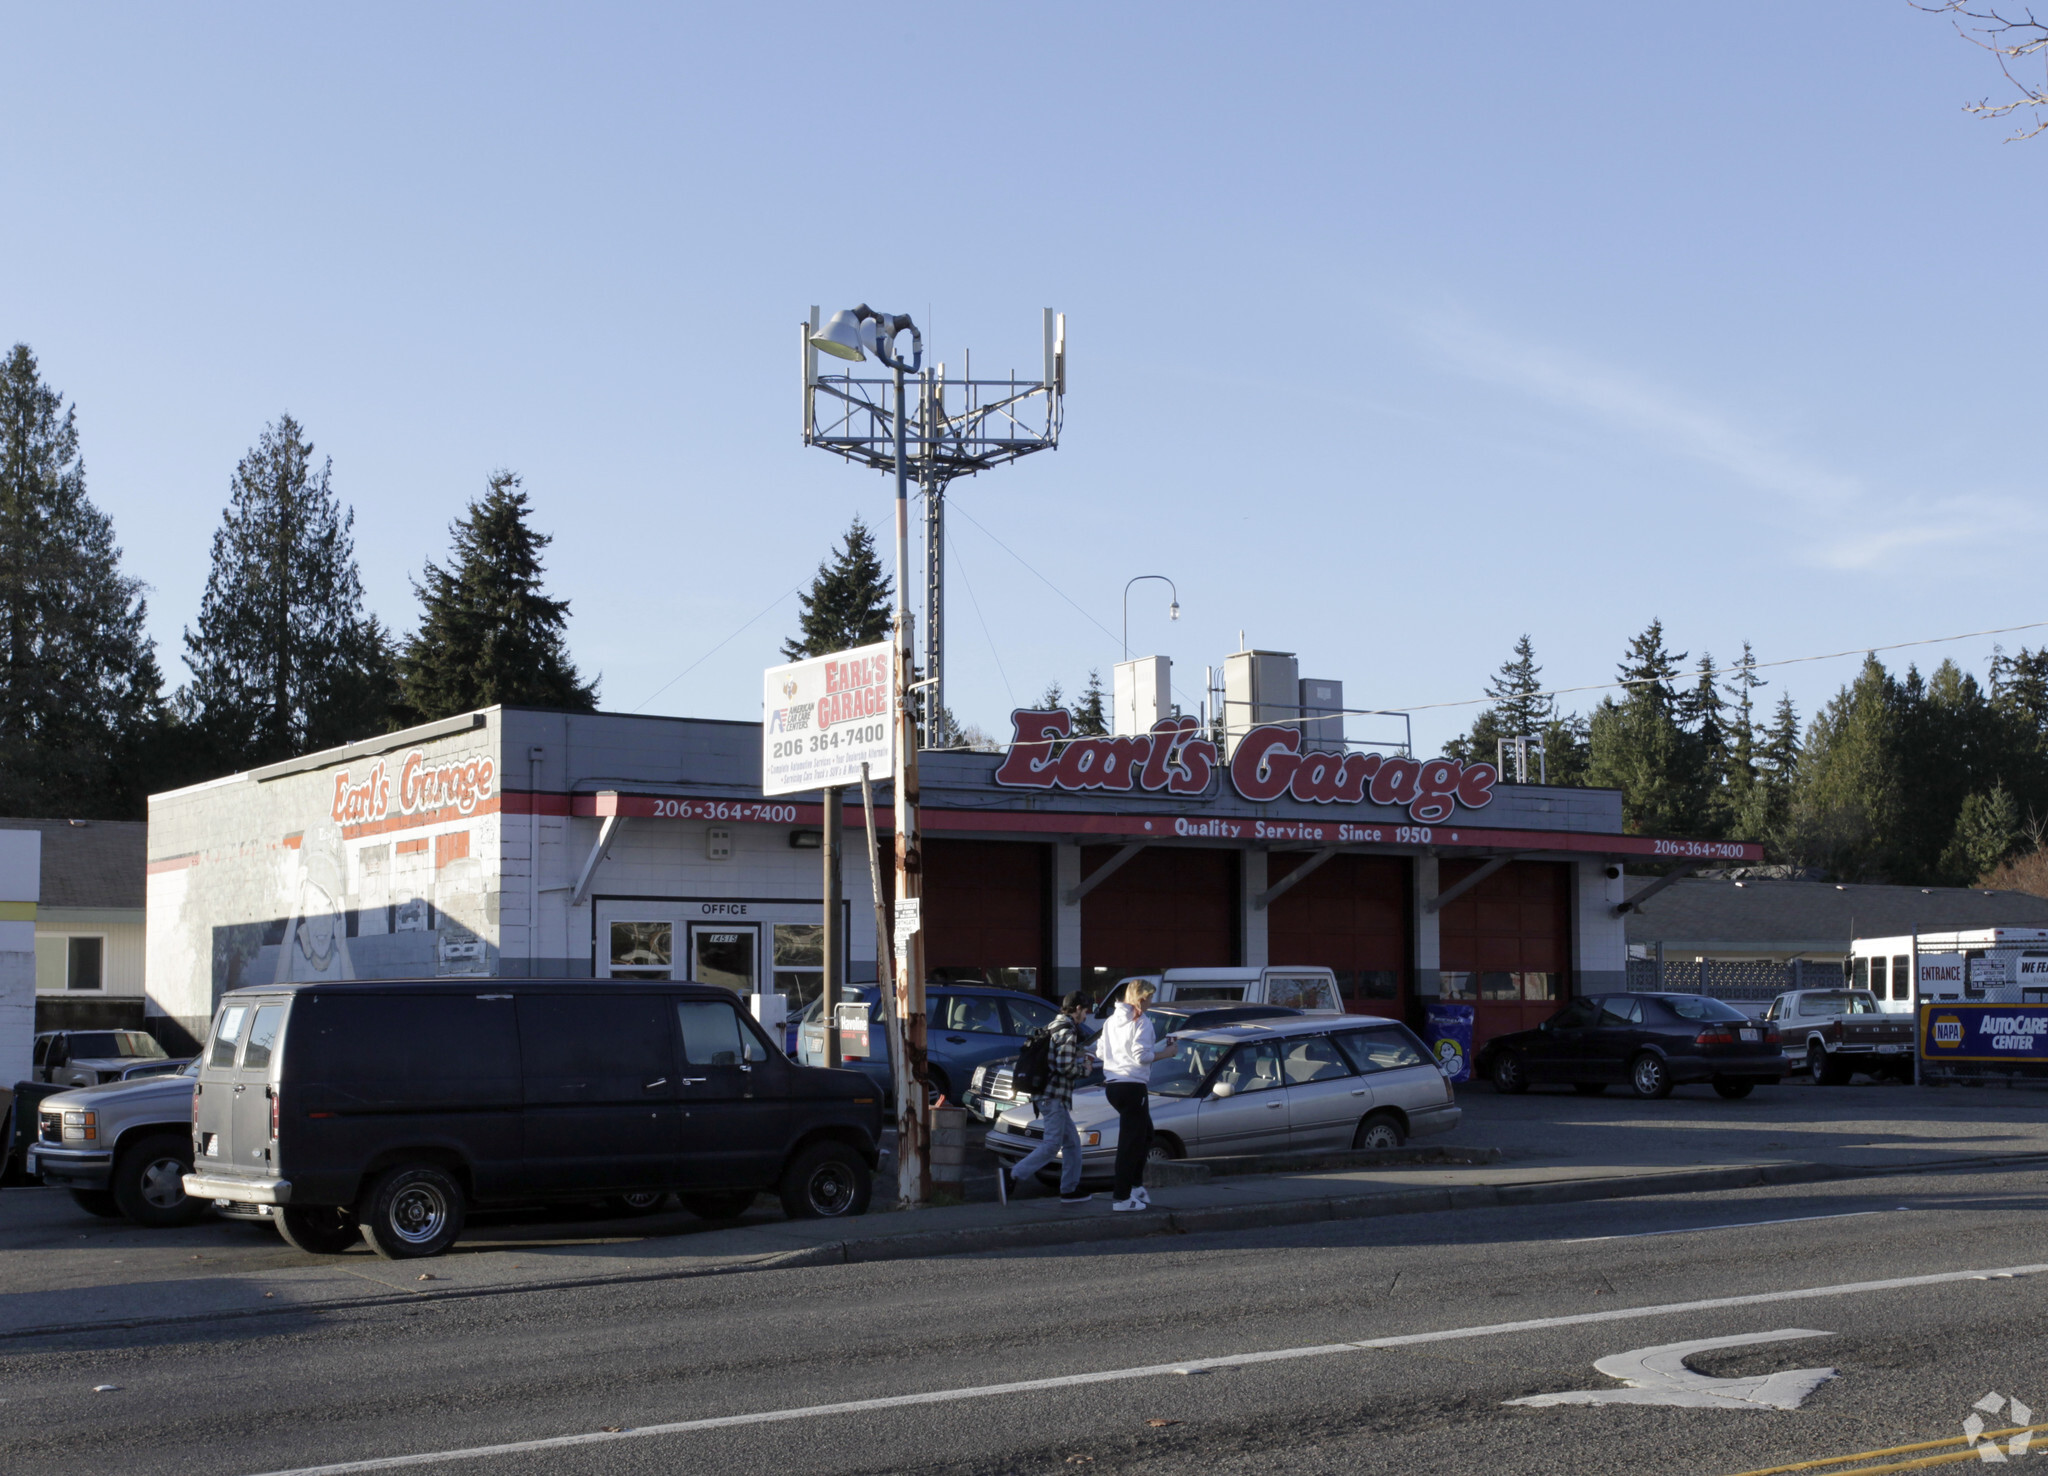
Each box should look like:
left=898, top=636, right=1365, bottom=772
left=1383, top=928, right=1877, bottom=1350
left=145, top=853, right=202, bottom=875
left=337, top=794, right=502, bottom=841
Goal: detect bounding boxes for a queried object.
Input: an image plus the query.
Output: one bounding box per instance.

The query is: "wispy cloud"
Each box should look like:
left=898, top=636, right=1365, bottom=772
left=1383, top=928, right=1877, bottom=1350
left=1416, top=313, right=1865, bottom=507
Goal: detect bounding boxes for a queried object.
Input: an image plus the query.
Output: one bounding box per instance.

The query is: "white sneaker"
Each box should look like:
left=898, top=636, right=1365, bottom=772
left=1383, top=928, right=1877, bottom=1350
left=1112, top=1196, right=1145, bottom=1212
left=1133, top=1186, right=1151, bottom=1208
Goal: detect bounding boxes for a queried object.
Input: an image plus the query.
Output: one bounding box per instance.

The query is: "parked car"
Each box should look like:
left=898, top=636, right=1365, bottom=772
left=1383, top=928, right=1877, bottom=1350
left=963, top=1004, right=1306, bottom=1121
left=986, top=1015, right=1459, bottom=1186
left=1478, top=993, right=1787, bottom=1100
left=32, top=1029, right=191, bottom=1087
left=796, top=984, right=1061, bottom=1104
left=1764, top=989, right=1913, bottom=1083
left=27, top=1062, right=207, bottom=1226
left=183, top=978, right=885, bottom=1260
left=1092, top=967, right=1343, bottom=1017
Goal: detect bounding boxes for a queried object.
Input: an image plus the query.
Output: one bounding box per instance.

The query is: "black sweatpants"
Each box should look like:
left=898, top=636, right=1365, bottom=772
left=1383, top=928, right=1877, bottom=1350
left=1105, top=1081, right=1153, bottom=1201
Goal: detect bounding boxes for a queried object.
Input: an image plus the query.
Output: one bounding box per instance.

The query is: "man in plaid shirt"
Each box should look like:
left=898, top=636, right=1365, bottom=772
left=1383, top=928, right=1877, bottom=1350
left=998, top=990, right=1096, bottom=1205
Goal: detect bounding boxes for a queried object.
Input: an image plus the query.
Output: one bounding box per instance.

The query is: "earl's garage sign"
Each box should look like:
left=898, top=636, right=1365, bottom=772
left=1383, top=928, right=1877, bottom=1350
left=762, top=641, right=894, bottom=797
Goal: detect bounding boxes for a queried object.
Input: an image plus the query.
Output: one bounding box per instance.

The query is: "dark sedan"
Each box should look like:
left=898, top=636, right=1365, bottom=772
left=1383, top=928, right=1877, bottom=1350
left=1477, top=993, right=1785, bottom=1100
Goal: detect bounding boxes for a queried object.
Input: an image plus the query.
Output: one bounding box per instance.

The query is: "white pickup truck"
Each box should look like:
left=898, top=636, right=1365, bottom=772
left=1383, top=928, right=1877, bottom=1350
left=1763, top=988, right=1915, bottom=1084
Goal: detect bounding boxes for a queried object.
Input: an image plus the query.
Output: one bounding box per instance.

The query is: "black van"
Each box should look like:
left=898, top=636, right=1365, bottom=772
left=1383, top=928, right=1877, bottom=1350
left=181, top=979, right=883, bottom=1259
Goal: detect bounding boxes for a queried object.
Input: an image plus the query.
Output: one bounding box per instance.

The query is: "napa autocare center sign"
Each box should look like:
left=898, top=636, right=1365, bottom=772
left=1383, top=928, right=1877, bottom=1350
left=1920, top=1003, right=2048, bottom=1063
left=762, top=641, right=894, bottom=797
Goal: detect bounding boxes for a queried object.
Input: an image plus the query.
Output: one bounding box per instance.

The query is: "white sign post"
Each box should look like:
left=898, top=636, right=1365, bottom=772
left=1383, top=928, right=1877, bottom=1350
left=762, top=642, right=895, bottom=797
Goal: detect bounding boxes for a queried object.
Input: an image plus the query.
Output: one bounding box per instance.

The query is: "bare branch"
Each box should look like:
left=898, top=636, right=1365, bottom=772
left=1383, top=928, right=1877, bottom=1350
left=1916, top=0, right=2048, bottom=139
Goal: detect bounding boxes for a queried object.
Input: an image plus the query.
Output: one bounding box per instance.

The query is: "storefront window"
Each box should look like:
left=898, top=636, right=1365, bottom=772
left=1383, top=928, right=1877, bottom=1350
left=1343, top=970, right=1400, bottom=1001
left=694, top=930, right=755, bottom=992
left=1435, top=971, right=1477, bottom=1001
left=1515, top=972, right=1561, bottom=1001
left=610, top=921, right=673, bottom=979
left=774, top=924, right=823, bottom=968
left=1479, top=971, right=1519, bottom=1000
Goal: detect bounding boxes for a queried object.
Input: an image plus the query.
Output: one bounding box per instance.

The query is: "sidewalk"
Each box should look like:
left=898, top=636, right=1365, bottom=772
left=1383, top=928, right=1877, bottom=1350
left=6, top=1076, right=2046, bottom=1341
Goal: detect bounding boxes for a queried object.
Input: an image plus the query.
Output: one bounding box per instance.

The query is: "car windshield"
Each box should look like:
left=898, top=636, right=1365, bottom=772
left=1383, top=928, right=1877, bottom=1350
left=1659, top=995, right=1749, bottom=1022
left=70, top=1031, right=166, bottom=1059
left=1150, top=1038, right=1234, bottom=1097
left=1804, top=991, right=1880, bottom=1015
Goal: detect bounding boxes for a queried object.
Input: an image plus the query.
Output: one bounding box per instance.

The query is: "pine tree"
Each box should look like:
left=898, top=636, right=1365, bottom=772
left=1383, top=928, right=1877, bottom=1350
left=0, top=344, right=164, bottom=816
left=1587, top=619, right=1704, bottom=835
left=1779, top=656, right=1900, bottom=880
left=182, top=415, right=395, bottom=768
left=1037, top=680, right=1065, bottom=711
left=1942, top=783, right=2022, bottom=884
left=400, top=472, right=597, bottom=718
left=783, top=516, right=893, bottom=660
left=1070, top=670, right=1109, bottom=736
left=1447, top=635, right=1555, bottom=776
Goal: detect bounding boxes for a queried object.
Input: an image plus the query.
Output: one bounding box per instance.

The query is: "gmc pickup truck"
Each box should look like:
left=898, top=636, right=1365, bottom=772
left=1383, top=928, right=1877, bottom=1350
left=1763, top=988, right=1914, bottom=1084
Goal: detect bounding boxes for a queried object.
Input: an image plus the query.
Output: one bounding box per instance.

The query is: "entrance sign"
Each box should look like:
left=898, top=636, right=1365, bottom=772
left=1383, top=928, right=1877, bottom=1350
left=992, top=708, right=1498, bottom=825
left=763, top=642, right=894, bottom=797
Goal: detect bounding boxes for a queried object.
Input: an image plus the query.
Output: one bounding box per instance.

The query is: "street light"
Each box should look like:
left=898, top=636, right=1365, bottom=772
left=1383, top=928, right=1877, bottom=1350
left=1123, top=574, right=1181, bottom=660
left=810, top=304, right=929, bottom=1209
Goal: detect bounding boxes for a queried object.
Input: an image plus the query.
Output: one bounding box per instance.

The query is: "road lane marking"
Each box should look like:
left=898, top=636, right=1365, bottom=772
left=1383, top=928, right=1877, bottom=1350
left=1565, top=1210, right=1897, bottom=1243
left=1506, top=1329, right=1837, bottom=1409
left=1724, top=1422, right=2048, bottom=1475
left=239, top=1260, right=2048, bottom=1476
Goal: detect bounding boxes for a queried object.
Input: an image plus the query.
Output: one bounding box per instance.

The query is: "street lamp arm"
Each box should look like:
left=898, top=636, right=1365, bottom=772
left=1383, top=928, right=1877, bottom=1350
left=1122, top=574, right=1181, bottom=661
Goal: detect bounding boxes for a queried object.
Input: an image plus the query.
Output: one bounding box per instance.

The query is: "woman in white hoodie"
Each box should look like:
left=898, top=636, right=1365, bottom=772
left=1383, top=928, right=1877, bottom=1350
left=1099, top=978, right=1177, bottom=1211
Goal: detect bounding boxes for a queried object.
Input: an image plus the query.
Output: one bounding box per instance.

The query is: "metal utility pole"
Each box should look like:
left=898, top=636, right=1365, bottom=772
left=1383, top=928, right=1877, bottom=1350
left=805, top=308, right=1065, bottom=747
left=821, top=787, right=842, bottom=1068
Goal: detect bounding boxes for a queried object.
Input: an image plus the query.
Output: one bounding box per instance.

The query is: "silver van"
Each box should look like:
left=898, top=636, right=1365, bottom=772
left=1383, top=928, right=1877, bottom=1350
left=986, top=1014, right=1458, bottom=1185
left=1152, top=967, right=1343, bottom=1014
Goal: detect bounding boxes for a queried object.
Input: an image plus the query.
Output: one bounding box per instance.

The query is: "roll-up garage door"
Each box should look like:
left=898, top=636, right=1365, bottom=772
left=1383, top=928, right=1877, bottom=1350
left=1080, top=845, right=1236, bottom=997
left=1265, top=853, right=1409, bottom=1018
left=1437, top=859, right=1572, bottom=1048
left=920, top=839, right=1047, bottom=993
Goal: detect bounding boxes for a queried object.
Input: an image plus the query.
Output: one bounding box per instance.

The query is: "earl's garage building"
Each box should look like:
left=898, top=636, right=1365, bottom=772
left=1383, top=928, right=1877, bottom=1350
left=143, top=680, right=1756, bottom=1055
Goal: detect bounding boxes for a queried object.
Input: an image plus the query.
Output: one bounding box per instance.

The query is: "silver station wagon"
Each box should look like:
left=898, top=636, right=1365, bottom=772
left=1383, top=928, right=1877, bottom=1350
left=985, top=1014, right=1460, bottom=1185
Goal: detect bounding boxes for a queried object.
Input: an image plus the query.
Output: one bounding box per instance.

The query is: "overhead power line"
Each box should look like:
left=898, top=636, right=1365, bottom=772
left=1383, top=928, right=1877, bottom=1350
left=1397, top=619, right=2048, bottom=716
left=632, top=585, right=802, bottom=713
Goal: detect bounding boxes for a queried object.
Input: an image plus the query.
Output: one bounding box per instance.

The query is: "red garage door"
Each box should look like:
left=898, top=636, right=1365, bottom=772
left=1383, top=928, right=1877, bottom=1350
left=921, top=839, right=1046, bottom=993
left=1266, top=854, right=1409, bottom=1018
left=1437, top=859, right=1572, bottom=1048
left=1081, top=845, right=1236, bottom=998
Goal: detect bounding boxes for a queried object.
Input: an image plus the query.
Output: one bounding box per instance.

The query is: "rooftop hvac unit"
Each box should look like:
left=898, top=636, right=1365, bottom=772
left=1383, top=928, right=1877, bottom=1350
left=1223, top=650, right=1299, bottom=758
left=1113, top=656, right=1171, bottom=736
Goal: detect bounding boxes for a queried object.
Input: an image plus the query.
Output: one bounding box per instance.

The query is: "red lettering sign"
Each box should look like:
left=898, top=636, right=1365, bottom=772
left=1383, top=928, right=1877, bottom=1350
left=993, top=710, right=1495, bottom=823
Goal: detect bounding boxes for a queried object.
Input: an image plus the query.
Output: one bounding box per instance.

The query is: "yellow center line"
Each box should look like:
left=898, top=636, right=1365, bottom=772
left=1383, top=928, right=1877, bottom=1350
left=1723, top=1422, right=2048, bottom=1476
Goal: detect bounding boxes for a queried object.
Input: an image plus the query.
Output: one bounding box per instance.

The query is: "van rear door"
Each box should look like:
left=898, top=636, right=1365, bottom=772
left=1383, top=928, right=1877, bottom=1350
left=228, top=1000, right=288, bottom=1175
left=195, top=1001, right=252, bottom=1170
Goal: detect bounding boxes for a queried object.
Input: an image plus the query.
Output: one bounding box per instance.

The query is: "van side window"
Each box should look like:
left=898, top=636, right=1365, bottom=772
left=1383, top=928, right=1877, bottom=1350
left=521, top=996, right=671, bottom=1078
left=677, top=1000, right=767, bottom=1065
left=1892, top=956, right=1911, bottom=1001
left=1268, top=976, right=1334, bottom=1011
left=209, top=1006, right=249, bottom=1068
left=241, top=1004, right=285, bottom=1072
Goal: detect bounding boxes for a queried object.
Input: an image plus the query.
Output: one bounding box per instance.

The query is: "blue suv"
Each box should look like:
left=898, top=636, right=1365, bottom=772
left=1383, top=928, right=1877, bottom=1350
left=796, top=984, right=1059, bottom=1105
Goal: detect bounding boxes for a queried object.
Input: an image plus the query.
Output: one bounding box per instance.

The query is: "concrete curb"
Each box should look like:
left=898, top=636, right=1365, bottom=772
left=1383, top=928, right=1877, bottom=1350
left=11, top=1147, right=2048, bottom=1343
left=1147, top=1144, right=1504, bottom=1186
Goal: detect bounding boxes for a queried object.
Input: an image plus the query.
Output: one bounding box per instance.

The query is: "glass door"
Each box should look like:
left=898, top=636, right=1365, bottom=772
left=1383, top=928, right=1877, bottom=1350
left=688, top=923, right=759, bottom=994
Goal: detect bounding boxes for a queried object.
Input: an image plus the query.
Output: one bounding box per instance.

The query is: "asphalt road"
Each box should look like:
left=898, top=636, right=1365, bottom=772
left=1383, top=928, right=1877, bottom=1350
left=7, top=1164, right=2048, bottom=1476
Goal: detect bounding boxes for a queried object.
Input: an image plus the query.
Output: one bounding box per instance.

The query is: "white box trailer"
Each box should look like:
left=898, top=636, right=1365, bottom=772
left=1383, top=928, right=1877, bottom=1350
left=1851, top=928, right=2048, bottom=1008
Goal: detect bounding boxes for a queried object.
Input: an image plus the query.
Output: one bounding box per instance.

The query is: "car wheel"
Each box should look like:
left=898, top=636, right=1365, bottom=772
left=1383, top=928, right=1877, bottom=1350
left=1490, top=1051, right=1529, bottom=1095
left=1572, top=1083, right=1607, bottom=1096
left=681, top=1190, right=758, bottom=1221
left=1712, top=1077, right=1755, bottom=1100
left=778, top=1141, right=873, bottom=1220
left=1629, top=1052, right=1673, bottom=1100
left=69, top=1188, right=123, bottom=1219
left=1147, top=1135, right=1182, bottom=1162
left=111, top=1132, right=205, bottom=1228
left=276, top=1204, right=360, bottom=1255
left=605, top=1191, right=670, bottom=1216
left=358, top=1165, right=467, bottom=1259
left=1352, top=1112, right=1406, bottom=1150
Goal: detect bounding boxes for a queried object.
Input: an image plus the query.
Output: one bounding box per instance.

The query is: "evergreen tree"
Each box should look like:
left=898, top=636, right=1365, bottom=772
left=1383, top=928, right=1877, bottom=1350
left=1719, top=643, right=1767, bottom=837
left=1037, top=679, right=1064, bottom=711
left=1070, top=670, right=1109, bottom=736
left=1587, top=619, right=1704, bottom=834
left=182, top=415, right=395, bottom=768
left=1447, top=635, right=1555, bottom=776
left=1779, top=656, right=1901, bottom=880
left=0, top=344, right=164, bottom=816
left=1942, top=783, right=2022, bottom=884
left=782, top=516, right=893, bottom=660
left=400, top=471, right=597, bottom=718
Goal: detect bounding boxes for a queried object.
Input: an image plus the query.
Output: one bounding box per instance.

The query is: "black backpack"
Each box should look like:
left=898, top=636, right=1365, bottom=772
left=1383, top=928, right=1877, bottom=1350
left=1012, top=1027, right=1054, bottom=1097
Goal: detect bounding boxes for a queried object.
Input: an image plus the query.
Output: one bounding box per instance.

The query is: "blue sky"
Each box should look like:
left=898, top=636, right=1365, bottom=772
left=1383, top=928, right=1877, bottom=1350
left=4, top=4, right=2042, bottom=757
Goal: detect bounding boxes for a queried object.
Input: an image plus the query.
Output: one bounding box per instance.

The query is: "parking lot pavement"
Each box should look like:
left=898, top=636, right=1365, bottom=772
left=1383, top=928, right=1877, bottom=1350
left=7, top=1076, right=2048, bottom=1342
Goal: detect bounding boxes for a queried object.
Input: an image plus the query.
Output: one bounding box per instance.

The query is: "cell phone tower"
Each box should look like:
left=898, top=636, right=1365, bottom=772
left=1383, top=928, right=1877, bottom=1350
left=802, top=307, right=1066, bottom=746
